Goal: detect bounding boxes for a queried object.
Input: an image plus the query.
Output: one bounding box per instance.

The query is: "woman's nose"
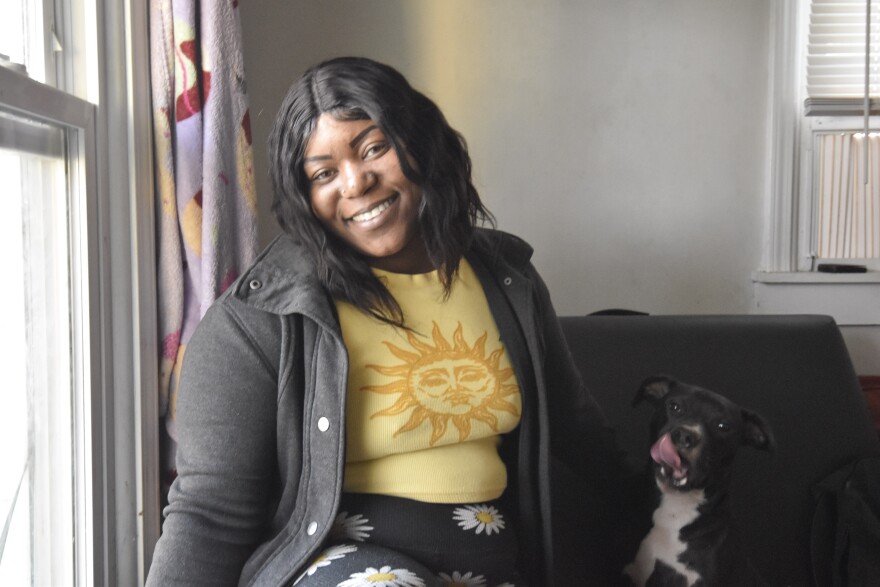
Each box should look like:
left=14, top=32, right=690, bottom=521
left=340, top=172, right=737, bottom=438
left=339, top=161, right=375, bottom=198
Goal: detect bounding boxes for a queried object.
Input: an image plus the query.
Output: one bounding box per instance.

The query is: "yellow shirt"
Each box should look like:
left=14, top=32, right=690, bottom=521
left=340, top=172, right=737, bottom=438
left=336, top=259, right=522, bottom=503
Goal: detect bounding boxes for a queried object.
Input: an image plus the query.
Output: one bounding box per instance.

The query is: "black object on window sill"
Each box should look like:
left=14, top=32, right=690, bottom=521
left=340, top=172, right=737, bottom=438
left=817, top=263, right=868, bottom=274
left=588, top=309, right=649, bottom=316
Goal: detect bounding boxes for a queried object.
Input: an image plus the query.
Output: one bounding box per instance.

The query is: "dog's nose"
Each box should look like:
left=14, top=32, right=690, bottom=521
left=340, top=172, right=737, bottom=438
left=672, top=426, right=702, bottom=449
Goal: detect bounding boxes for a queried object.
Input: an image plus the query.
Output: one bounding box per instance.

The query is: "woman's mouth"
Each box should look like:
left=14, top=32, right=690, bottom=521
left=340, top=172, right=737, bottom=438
left=347, top=195, right=398, bottom=224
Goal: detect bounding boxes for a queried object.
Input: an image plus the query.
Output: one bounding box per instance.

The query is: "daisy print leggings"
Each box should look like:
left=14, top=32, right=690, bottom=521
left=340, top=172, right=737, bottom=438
left=292, top=493, right=525, bottom=587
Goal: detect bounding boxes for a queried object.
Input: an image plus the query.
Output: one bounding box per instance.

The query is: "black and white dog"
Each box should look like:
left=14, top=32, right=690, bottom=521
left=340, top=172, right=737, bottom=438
left=622, top=375, right=775, bottom=587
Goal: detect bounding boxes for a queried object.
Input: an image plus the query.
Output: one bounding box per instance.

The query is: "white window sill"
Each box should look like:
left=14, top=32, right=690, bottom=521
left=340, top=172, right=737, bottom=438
left=752, top=271, right=880, bottom=326
left=753, top=271, right=880, bottom=284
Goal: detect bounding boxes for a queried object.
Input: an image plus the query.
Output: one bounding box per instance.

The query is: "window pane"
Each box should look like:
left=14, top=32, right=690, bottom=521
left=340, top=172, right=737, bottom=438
left=807, top=0, right=880, bottom=99
left=0, top=0, right=27, bottom=71
left=0, top=110, right=75, bottom=586
left=814, top=131, right=880, bottom=259
left=0, top=0, right=49, bottom=84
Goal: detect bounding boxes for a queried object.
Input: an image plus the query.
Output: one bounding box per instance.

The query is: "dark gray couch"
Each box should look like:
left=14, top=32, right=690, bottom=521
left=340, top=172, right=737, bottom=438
left=555, top=314, right=880, bottom=586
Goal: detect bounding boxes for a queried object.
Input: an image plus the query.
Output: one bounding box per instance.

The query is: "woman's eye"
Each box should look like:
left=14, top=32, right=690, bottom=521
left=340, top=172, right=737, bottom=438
left=311, top=169, right=334, bottom=182
left=363, top=142, right=388, bottom=158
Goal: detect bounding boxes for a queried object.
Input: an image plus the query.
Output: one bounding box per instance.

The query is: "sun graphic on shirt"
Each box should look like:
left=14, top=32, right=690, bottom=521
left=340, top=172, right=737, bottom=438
left=362, top=322, right=521, bottom=446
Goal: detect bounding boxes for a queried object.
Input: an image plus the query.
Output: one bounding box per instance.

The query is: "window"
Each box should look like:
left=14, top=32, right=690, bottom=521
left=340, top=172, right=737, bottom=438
left=0, top=1, right=155, bottom=585
left=0, top=107, right=84, bottom=586
left=804, top=0, right=880, bottom=112
left=755, top=0, right=880, bottom=370
left=0, top=14, right=98, bottom=586
left=762, top=0, right=880, bottom=271
left=795, top=0, right=880, bottom=271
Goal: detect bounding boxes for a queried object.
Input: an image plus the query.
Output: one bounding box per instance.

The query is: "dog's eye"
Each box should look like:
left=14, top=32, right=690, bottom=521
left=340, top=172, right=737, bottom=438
left=667, top=401, right=682, bottom=414
left=716, top=420, right=731, bottom=432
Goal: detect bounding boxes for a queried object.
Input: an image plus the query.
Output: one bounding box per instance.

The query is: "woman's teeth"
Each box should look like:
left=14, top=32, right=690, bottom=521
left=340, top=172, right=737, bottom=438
left=350, top=197, right=394, bottom=223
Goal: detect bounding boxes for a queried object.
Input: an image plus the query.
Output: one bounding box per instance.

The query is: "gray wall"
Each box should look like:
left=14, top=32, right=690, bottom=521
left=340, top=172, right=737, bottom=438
left=240, top=0, right=771, bottom=316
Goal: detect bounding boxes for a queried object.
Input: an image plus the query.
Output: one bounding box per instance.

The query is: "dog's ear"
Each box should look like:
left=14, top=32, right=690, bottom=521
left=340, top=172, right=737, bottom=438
left=632, top=375, right=676, bottom=407
left=741, top=409, right=776, bottom=452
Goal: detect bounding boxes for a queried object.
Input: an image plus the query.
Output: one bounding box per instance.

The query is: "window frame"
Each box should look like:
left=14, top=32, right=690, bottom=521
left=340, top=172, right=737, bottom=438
left=91, top=0, right=160, bottom=583
left=796, top=114, right=880, bottom=269
left=0, top=66, right=97, bottom=586
left=765, top=0, right=808, bottom=272
left=0, top=0, right=157, bottom=584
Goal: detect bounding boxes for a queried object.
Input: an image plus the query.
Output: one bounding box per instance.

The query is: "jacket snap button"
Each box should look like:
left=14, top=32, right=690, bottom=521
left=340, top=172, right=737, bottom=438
left=317, top=417, right=330, bottom=432
left=249, top=279, right=262, bottom=290
left=307, top=521, right=318, bottom=536
left=503, top=277, right=513, bottom=286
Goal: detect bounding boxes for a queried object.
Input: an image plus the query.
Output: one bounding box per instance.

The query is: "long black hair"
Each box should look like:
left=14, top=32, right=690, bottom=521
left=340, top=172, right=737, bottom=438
left=268, top=56, right=494, bottom=326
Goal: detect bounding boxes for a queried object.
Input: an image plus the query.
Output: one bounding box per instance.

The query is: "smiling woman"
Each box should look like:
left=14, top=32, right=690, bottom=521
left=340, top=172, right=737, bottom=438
left=304, top=116, right=430, bottom=274
left=266, top=57, right=494, bottom=327
left=146, top=57, right=628, bottom=586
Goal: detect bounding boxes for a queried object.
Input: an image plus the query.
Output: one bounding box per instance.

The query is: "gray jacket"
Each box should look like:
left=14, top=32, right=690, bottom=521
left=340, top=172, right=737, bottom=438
left=147, top=228, right=618, bottom=586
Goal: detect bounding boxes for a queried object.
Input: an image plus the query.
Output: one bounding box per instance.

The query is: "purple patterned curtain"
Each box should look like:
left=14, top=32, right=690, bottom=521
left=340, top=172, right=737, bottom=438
left=149, top=0, right=257, bottom=500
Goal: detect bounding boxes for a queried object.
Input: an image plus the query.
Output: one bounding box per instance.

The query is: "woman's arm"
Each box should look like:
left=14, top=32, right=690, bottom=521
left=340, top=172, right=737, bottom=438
left=146, top=301, right=282, bottom=586
left=527, top=264, right=642, bottom=579
left=527, top=264, right=624, bottom=476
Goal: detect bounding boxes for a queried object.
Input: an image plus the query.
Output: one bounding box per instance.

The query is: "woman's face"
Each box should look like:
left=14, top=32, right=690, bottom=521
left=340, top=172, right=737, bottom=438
left=303, top=114, right=431, bottom=274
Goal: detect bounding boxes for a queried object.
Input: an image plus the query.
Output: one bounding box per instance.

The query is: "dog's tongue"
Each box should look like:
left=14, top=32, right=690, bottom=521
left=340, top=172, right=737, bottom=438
left=650, top=433, right=686, bottom=479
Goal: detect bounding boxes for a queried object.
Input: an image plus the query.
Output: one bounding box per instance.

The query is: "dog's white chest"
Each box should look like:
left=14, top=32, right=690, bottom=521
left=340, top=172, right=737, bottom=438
left=624, top=488, right=705, bottom=587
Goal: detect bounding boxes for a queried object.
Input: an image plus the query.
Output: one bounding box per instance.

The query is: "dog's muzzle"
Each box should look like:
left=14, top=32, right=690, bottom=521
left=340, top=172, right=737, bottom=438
left=651, top=427, right=701, bottom=489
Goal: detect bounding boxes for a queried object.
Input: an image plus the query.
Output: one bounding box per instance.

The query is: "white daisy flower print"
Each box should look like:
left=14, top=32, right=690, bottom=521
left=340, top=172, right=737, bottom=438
left=331, top=511, right=374, bottom=542
left=338, top=565, right=426, bottom=587
left=292, top=544, right=357, bottom=584
left=439, top=570, right=487, bottom=586
left=452, top=504, right=506, bottom=536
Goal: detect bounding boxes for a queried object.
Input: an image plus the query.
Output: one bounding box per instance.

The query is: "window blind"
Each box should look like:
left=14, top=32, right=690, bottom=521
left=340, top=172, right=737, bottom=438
left=806, top=0, right=880, bottom=114
left=815, top=132, right=880, bottom=258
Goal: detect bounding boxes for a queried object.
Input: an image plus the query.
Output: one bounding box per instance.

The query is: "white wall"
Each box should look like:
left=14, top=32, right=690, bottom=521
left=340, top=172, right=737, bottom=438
left=240, top=0, right=772, bottom=318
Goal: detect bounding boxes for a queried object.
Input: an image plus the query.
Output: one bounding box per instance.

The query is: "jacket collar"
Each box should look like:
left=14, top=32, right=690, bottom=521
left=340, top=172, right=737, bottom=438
left=471, top=227, right=534, bottom=276
left=230, top=234, right=337, bottom=325
left=231, top=228, right=534, bottom=321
